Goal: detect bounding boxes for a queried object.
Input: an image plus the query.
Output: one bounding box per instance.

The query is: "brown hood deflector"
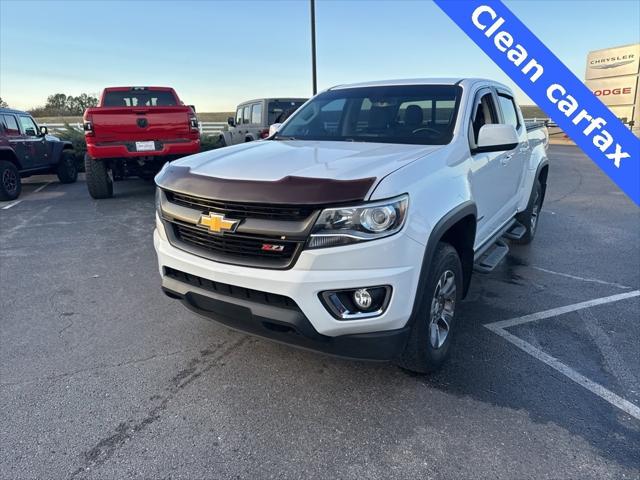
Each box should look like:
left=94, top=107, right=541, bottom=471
left=155, top=164, right=376, bottom=205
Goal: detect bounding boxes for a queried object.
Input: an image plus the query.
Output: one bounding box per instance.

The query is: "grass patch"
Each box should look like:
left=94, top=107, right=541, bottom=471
left=520, top=105, right=547, bottom=119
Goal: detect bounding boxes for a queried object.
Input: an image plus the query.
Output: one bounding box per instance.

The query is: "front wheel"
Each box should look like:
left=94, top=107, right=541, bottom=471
left=513, top=179, right=543, bottom=245
left=0, top=160, right=21, bottom=201
left=56, top=151, right=78, bottom=184
left=396, top=242, right=463, bottom=373
left=84, top=154, right=113, bottom=199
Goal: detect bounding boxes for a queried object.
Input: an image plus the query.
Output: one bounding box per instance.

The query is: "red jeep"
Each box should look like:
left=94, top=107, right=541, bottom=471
left=83, top=87, right=200, bottom=198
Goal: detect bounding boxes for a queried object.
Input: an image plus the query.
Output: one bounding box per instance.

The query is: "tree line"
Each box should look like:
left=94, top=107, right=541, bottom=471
left=29, top=93, right=99, bottom=116
left=0, top=93, right=99, bottom=116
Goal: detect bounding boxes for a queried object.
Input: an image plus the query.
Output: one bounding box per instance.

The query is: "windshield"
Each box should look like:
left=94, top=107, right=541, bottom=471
left=276, top=85, right=461, bottom=145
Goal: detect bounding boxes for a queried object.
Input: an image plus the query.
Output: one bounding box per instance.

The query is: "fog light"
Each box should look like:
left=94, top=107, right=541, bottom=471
left=320, top=286, right=392, bottom=320
left=353, top=289, right=372, bottom=309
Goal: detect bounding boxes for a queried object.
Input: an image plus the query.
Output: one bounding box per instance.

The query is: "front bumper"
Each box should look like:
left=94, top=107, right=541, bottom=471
left=154, top=219, right=425, bottom=357
left=161, top=270, right=410, bottom=361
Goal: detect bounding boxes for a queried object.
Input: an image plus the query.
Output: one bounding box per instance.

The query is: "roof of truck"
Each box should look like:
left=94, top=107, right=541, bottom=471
left=102, top=86, right=175, bottom=91
left=237, top=98, right=308, bottom=106
left=0, top=107, right=29, bottom=115
left=330, top=78, right=510, bottom=91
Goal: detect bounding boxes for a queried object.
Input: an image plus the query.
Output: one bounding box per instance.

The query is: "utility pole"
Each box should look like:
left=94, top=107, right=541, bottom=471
left=310, top=0, right=317, bottom=95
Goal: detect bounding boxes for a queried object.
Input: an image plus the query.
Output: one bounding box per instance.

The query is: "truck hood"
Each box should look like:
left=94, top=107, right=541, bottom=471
left=157, top=140, right=445, bottom=204
left=175, top=139, right=444, bottom=182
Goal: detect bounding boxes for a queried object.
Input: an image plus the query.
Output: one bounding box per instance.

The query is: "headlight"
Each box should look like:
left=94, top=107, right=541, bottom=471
left=307, top=194, right=408, bottom=249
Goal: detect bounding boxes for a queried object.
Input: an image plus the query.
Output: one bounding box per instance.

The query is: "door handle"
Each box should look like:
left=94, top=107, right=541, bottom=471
left=501, top=153, right=514, bottom=165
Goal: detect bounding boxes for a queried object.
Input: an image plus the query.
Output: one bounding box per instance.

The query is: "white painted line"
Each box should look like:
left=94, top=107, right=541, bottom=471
left=1, top=200, right=22, bottom=210
left=486, top=324, right=640, bottom=421
left=33, top=181, right=52, bottom=193
left=1, top=181, right=52, bottom=210
left=531, top=266, right=632, bottom=290
left=486, top=290, right=640, bottom=330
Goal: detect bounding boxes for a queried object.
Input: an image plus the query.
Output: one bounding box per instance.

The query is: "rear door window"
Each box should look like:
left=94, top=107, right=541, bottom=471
left=251, top=103, right=262, bottom=124
left=1, top=114, right=20, bottom=135
left=103, top=90, right=178, bottom=107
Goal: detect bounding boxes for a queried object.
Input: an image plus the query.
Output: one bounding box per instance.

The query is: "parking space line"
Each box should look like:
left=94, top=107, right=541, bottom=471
left=531, top=266, right=633, bottom=290
left=1, top=200, right=22, bottom=210
left=486, top=290, right=639, bottom=330
left=1, top=181, right=52, bottom=210
left=485, top=291, right=640, bottom=420
left=486, top=324, right=640, bottom=420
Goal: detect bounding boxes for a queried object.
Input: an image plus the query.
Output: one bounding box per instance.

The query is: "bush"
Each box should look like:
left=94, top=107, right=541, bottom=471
left=200, top=134, right=225, bottom=152
left=56, top=124, right=87, bottom=157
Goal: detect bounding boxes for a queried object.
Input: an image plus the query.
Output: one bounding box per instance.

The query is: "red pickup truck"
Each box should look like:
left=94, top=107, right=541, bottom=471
left=83, top=86, right=200, bottom=198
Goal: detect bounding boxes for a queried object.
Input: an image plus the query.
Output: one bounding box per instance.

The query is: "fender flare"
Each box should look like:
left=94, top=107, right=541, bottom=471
left=50, top=140, right=74, bottom=163
left=0, top=146, right=21, bottom=169
left=535, top=158, right=549, bottom=192
left=219, top=131, right=232, bottom=146
left=408, top=201, right=477, bottom=327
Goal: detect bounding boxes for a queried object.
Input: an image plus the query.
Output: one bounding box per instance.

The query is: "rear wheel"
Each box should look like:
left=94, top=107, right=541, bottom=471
left=84, top=153, right=113, bottom=199
left=396, top=242, right=463, bottom=373
left=513, top=179, right=543, bottom=245
left=56, top=151, right=78, bottom=184
left=0, top=160, right=21, bottom=201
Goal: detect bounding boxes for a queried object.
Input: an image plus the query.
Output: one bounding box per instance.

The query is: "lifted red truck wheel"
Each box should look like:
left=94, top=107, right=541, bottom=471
left=84, top=153, right=113, bottom=199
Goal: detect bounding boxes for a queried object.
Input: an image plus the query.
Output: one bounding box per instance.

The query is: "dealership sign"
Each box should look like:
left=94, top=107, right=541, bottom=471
left=586, top=77, right=638, bottom=106
left=586, top=44, right=640, bottom=80
left=434, top=0, right=640, bottom=206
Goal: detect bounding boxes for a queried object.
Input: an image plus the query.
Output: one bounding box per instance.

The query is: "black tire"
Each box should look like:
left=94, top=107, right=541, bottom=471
left=56, top=151, right=78, bottom=184
left=0, top=160, right=21, bottom=201
left=396, top=242, right=463, bottom=373
left=84, top=153, right=113, bottom=199
left=513, top=179, right=543, bottom=245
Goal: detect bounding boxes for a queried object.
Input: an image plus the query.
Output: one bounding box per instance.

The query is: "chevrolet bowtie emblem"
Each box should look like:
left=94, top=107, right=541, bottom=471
left=198, top=213, right=239, bottom=234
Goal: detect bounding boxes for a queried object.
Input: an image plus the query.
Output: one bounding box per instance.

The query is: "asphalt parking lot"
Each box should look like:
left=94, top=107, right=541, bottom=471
left=1, top=145, right=638, bottom=479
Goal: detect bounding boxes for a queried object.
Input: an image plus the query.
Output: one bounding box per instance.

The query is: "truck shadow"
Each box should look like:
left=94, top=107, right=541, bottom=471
left=109, top=179, right=156, bottom=199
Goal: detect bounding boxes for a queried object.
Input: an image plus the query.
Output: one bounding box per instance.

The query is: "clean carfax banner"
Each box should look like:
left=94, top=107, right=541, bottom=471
left=434, top=0, right=640, bottom=206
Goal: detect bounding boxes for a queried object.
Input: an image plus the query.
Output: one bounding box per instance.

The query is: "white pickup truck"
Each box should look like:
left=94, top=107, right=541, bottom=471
left=154, top=78, right=549, bottom=373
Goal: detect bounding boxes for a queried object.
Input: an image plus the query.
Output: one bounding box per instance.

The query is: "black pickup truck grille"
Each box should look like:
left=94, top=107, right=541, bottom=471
left=162, top=190, right=317, bottom=269
left=173, top=221, right=299, bottom=260
left=165, top=191, right=314, bottom=221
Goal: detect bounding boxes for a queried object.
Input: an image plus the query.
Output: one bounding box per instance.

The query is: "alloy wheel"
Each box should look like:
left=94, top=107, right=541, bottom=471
left=429, top=270, right=456, bottom=349
left=2, top=168, right=17, bottom=194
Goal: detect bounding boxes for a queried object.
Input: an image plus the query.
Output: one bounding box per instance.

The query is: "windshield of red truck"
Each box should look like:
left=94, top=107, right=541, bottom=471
left=276, top=85, right=461, bottom=145
left=102, top=90, right=178, bottom=107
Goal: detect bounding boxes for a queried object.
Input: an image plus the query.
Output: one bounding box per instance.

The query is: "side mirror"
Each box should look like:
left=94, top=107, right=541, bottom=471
left=40, top=125, right=48, bottom=136
left=474, top=124, right=519, bottom=153
left=227, top=116, right=235, bottom=127
left=189, top=105, right=196, bottom=113
left=268, top=123, right=282, bottom=137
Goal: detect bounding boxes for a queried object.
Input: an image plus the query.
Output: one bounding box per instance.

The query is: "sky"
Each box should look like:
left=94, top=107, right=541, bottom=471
left=1, top=0, right=639, bottom=112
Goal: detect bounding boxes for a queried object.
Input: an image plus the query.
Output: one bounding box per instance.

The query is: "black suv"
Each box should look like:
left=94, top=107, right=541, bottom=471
left=0, top=108, right=78, bottom=200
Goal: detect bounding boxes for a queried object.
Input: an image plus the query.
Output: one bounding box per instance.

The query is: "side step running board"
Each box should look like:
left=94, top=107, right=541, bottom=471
left=474, top=239, right=509, bottom=273
left=503, top=220, right=526, bottom=240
